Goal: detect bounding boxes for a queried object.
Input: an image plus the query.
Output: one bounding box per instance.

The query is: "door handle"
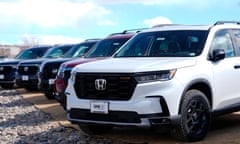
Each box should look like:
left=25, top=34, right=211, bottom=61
left=234, top=65, right=240, bottom=69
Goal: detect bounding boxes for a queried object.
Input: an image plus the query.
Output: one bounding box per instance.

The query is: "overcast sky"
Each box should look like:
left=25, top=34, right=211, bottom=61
left=0, top=0, right=239, bottom=45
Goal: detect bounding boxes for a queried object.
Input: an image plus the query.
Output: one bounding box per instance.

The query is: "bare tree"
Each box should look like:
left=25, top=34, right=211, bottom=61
left=20, top=35, right=40, bottom=47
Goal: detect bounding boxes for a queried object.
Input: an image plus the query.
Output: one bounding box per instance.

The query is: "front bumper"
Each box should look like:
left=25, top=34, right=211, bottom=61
left=38, top=78, right=55, bottom=92
left=0, top=72, right=16, bottom=84
left=66, top=76, right=184, bottom=127
left=67, top=96, right=171, bottom=127
left=16, top=74, right=38, bottom=88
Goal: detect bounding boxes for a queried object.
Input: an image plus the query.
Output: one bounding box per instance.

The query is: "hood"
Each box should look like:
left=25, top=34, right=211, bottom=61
left=43, top=58, right=73, bottom=66
left=62, top=57, right=107, bottom=68
left=18, top=58, right=48, bottom=65
left=0, top=59, right=21, bottom=65
left=74, top=57, right=197, bottom=73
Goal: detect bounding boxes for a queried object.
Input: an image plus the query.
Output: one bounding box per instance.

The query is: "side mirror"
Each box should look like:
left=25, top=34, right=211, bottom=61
left=210, top=49, right=225, bottom=61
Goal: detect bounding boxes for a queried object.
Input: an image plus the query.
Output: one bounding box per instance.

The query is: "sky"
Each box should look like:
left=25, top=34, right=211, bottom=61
left=0, top=0, right=239, bottom=45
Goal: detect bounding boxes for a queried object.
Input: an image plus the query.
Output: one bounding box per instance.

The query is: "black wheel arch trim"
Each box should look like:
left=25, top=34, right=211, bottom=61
left=178, top=78, right=213, bottom=114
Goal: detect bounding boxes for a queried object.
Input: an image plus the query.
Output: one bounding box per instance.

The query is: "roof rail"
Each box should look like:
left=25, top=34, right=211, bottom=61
left=122, top=28, right=148, bottom=33
left=110, top=28, right=148, bottom=36
left=214, top=21, right=240, bottom=25
left=152, top=24, right=181, bottom=28
left=84, top=38, right=102, bottom=41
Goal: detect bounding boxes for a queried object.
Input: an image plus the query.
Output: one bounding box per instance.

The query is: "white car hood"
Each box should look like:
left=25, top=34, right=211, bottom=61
left=74, top=57, right=197, bottom=73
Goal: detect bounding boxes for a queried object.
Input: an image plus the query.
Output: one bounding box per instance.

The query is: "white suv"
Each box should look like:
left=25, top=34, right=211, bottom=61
left=66, top=21, right=240, bottom=141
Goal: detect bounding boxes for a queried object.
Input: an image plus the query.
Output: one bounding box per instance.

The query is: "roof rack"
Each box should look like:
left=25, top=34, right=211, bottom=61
left=214, top=21, right=240, bottom=25
left=84, top=38, right=102, bottom=41
left=152, top=24, right=181, bottom=28
left=109, top=28, right=148, bottom=36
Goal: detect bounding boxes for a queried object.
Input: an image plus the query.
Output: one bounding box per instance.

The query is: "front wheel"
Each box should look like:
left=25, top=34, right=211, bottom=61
left=172, top=90, right=211, bottom=142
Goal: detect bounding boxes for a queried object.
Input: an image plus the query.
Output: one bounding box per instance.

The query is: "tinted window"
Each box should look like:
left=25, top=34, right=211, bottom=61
left=85, top=38, right=130, bottom=58
left=43, top=45, right=73, bottom=58
left=63, top=42, right=97, bottom=58
left=209, top=29, right=235, bottom=58
left=231, top=29, right=240, bottom=55
left=115, top=30, right=208, bottom=57
left=15, top=47, right=50, bottom=59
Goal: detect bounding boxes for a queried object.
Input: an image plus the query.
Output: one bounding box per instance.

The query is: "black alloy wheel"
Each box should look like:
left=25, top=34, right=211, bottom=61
left=172, top=89, right=211, bottom=142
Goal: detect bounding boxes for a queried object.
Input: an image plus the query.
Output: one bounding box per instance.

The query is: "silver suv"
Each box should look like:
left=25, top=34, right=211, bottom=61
left=66, top=21, right=240, bottom=141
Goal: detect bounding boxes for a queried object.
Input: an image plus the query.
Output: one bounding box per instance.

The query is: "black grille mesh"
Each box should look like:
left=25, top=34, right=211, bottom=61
left=0, top=66, right=12, bottom=74
left=18, top=66, right=38, bottom=75
left=42, top=63, right=62, bottom=79
left=74, top=73, right=137, bottom=100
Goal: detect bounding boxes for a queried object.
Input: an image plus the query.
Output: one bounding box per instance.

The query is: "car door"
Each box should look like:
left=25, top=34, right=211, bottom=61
left=210, top=29, right=240, bottom=109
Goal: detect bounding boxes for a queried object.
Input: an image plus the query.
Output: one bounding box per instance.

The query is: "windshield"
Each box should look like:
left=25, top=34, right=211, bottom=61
left=85, top=37, right=130, bottom=58
left=43, top=45, right=73, bottom=58
left=63, top=42, right=97, bottom=58
left=115, top=30, right=208, bottom=57
left=15, top=47, right=50, bottom=59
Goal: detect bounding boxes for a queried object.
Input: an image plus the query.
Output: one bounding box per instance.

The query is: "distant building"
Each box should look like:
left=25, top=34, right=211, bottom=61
left=0, top=45, right=28, bottom=58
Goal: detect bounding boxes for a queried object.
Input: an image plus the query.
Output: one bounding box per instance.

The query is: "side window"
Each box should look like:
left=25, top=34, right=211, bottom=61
left=231, top=29, right=240, bottom=54
left=210, top=30, right=235, bottom=58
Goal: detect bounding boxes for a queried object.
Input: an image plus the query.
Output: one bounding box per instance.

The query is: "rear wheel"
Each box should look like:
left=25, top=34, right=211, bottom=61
left=0, top=83, right=14, bottom=89
left=172, top=89, right=211, bottom=142
left=79, top=124, right=113, bottom=134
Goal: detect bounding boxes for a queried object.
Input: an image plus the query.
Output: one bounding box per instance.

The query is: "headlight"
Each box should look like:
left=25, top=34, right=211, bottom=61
left=11, top=65, right=17, bottom=69
left=70, top=71, right=76, bottom=82
left=39, top=63, right=45, bottom=73
left=58, top=71, right=64, bottom=78
left=52, top=68, right=58, bottom=74
left=57, top=66, right=65, bottom=78
left=135, top=69, right=176, bottom=83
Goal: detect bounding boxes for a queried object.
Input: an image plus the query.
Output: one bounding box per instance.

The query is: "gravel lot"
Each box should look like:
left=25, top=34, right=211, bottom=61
left=0, top=88, right=139, bottom=144
left=3, top=88, right=240, bottom=144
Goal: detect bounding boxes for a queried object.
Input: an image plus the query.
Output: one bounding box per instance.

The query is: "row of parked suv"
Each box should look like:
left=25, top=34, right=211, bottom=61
left=0, top=29, right=138, bottom=106
left=1, top=21, right=240, bottom=142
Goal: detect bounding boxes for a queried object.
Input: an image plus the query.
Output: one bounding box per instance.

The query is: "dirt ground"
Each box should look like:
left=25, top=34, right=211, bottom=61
left=18, top=88, right=240, bottom=144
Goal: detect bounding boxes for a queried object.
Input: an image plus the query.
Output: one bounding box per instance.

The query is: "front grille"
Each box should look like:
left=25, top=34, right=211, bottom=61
left=0, top=66, right=12, bottom=74
left=42, top=63, right=61, bottom=79
left=74, top=73, right=137, bottom=100
left=18, top=66, right=38, bottom=75
left=70, top=108, right=141, bottom=123
left=64, top=70, right=71, bottom=85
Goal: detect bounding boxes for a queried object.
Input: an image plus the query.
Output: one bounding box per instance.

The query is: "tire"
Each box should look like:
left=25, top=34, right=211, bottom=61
left=172, top=89, right=211, bottom=142
left=0, top=83, right=14, bottom=89
left=79, top=124, right=113, bottom=135
left=61, top=94, right=67, bottom=110
left=44, top=91, right=55, bottom=99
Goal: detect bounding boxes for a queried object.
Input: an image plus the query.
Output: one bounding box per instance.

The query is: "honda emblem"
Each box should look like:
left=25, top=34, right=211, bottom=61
left=24, top=67, right=28, bottom=71
left=95, top=79, right=107, bottom=91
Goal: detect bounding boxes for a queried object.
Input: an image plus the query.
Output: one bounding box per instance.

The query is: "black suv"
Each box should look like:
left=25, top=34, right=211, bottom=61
left=38, top=39, right=100, bottom=99
left=16, top=44, right=73, bottom=91
left=0, top=46, right=52, bottom=89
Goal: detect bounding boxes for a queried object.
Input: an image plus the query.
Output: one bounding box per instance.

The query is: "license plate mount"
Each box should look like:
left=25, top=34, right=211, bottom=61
left=90, top=101, right=109, bottom=114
